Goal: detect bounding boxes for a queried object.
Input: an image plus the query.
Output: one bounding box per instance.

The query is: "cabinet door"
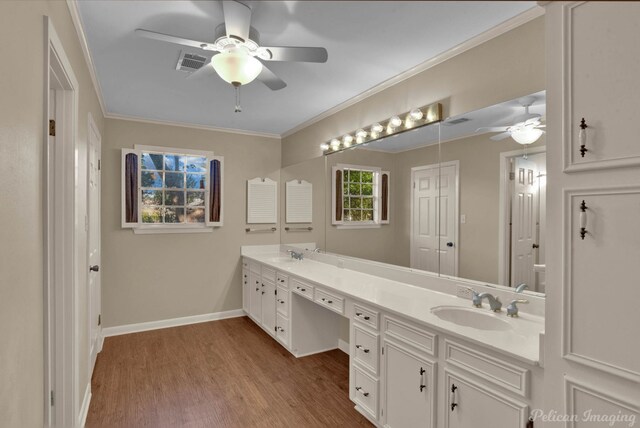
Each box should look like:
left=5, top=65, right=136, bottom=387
left=249, top=271, right=262, bottom=322
left=242, top=268, right=249, bottom=313
left=564, top=2, right=640, bottom=170
left=445, top=371, right=527, bottom=428
left=261, top=280, right=276, bottom=335
left=383, top=340, right=435, bottom=428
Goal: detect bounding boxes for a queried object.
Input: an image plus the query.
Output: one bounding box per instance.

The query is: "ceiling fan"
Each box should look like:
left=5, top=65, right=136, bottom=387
left=135, top=0, right=328, bottom=111
left=477, top=97, right=546, bottom=145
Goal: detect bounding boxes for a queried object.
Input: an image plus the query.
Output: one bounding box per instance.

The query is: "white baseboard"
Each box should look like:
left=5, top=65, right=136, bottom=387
left=101, top=309, right=245, bottom=338
left=78, top=383, right=91, bottom=428
left=338, top=339, right=350, bottom=355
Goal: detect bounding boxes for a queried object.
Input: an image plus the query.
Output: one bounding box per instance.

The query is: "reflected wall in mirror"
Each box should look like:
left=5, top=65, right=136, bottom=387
left=324, top=91, right=546, bottom=296
left=279, top=156, right=326, bottom=250
left=437, top=91, right=546, bottom=293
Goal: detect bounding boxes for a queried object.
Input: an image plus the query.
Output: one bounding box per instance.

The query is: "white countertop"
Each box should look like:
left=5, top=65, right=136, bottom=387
left=244, top=252, right=544, bottom=366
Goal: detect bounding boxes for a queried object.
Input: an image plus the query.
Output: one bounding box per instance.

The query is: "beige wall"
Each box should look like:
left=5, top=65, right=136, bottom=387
left=281, top=16, right=545, bottom=166
left=102, top=119, right=281, bottom=327
left=0, top=1, right=105, bottom=426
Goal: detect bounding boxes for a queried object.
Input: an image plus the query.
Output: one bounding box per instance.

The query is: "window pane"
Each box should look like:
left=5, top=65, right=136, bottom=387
left=350, top=170, right=361, bottom=182
left=164, top=190, right=184, bottom=206
left=187, top=191, right=205, bottom=207
left=141, top=171, right=163, bottom=188
left=348, top=183, right=360, bottom=195
left=362, top=197, right=373, bottom=209
left=165, top=172, right=184, bottom=189
left=362, top=184, right=373, bottom=196
left=187, top=173, right=206, bottom=189
left=141, top=206, right=162, bottom=223
left=350, top=198, right=361, bottom=209
left=186, top=208, right=205, bottom=223
left=141, top=153, right=163, bottom=170
left=164, top=207, right=185, bottom=223
left=361, top=171, right=373, bottom=183
left=343, top=209, right=350, bottom=220
left=186, top=156, right=207, bottom=172
left=164, top=154, right=185, bottom=171
left=142, top=190, right=162, bottom=206
left=362, top=210, right=374, bottom=221
left=350, top=210, right=362, bottom=221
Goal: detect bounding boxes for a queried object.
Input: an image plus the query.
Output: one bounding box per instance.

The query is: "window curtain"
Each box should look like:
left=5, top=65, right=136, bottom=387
left=210, top=159, right=221, bottom=222
left=335, top=169, right=343, bottom=222
left=125, top=153, right=138, bottom=223
left=381, top=172, right=389, bottom=222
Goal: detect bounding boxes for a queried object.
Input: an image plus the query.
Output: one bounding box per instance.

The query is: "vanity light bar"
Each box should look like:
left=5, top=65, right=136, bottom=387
left=320, top=102, right=443, bottom=154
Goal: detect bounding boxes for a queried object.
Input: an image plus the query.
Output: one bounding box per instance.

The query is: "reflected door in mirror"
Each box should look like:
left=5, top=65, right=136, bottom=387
left=438, top=163, right=459, bottom=277
left=411, top=166, right=439, bottom=272
left=511, top=157, right=537, bottom=288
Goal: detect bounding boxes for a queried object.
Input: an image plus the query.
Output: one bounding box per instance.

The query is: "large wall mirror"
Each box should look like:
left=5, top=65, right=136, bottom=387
left=323, top=91, right=546, bottom=296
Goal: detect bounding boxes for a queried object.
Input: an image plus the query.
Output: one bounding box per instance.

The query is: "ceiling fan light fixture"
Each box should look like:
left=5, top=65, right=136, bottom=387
left=511, top=126, right=544, bottom=145
left=211, top=48, right=263, bottom=86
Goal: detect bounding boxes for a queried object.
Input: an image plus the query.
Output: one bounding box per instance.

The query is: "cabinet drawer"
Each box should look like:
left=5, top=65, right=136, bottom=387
left=276, top=285, right=289, bottom=317
left=262, top=266, right=276, bottom=282
left=314, top=288, right=345, bottom=315
left=384, top=315, right=437, bottom=357
left=445, top=340, right=529, bottom=398
left=275, top=313, right=289, bottom=348
left=353, top=365, right=378, bottom=420
left=353, top=325, right=379, bottom=375
left=276, top=272, right=288, bottom=288
left=291, top=278, right=314, bottom=300
left=353, top=303, right=379, bottom=331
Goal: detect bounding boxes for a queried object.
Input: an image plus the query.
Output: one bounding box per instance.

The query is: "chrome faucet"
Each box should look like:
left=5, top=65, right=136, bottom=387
left=287, top=250, right=304, bottom=260
left=507, top=299, right=529, bottom=317
left=514, top=283, right=529, bottom=293
left=477, top=293, right=502, bottom=312
left=466, top=287, right=483, bottom=308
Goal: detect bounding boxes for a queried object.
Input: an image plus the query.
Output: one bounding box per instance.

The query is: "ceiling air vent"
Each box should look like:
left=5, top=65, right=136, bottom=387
left=176, top=51, right=207, bottom=72
left=444, top=117, right=471, bottom=125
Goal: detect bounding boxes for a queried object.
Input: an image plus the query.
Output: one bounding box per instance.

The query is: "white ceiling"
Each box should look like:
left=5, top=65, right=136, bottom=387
left=77, top=1, right=536, bottom=136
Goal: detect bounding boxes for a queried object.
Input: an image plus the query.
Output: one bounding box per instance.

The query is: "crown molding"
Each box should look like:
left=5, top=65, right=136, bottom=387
left=104, top=112, right=281, bottom=139
left=280, top=6, right=545, bottom=139
left=66, top=0, right=107, bottom=116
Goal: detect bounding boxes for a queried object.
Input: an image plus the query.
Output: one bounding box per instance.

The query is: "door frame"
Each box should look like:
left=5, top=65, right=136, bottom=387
left=44, top=16, right=79, bottom=428
left=409, top=161, right=459, bottom=275
left=497, top=146, right=546, bottom=286
left=87, top=112, right=102, bottom=374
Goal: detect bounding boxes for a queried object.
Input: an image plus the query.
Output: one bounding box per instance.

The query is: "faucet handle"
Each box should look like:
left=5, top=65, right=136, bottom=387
left=465, top=287, right=482, bottom=307
left=507, top=299, right=529, bottom=317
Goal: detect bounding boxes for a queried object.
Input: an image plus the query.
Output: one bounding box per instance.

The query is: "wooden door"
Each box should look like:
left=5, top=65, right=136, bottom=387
left=383, top=340, right=434, bottom=428
left=88, top=117, right=102, bottom=370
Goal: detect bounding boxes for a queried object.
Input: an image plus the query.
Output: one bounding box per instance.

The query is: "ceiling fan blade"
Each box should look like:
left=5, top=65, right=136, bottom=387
left=135, top=29, right=214, bottom=50
left=491, top=132, right=512, bottom=141
left=261, top=46, right=328, bottom=63
left=186, top=60, right=215, bottom=80
left=223, top=1, right=252, bottom=42
left=476, top=127, right=509, bottom=133
left=256, top=64, right=287, bottom=90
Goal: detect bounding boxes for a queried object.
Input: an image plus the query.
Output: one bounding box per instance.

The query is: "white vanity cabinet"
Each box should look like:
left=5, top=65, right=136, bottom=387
left=274, top=272, right=290, bottom=347
left=245, top=259, right=277, bottom=337
left=350, top=303, right=381, bottom=422
left=241, top=260, right=249, bottom=313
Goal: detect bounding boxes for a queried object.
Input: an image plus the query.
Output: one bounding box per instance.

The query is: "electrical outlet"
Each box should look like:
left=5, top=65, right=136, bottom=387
left=456, top=286, right=473, bottom=299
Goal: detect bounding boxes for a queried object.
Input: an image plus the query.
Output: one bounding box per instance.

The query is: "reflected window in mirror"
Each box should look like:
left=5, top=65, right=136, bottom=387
left=331, top=164, right=390, bottom=228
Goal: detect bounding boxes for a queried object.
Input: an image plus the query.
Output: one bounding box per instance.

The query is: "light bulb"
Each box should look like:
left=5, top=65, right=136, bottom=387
left=211, top=48, right=263, bottom=86
left=330, top=138, right=340, bottom=149
left=355, top=129, right=367, bottom=143
left=511, top=126, right=544, bottom=145
left=409, top=109, right=423, bottom=121
left=389, top=116, right=402, bottom=128
left=370, top=123, right=383, bottom=135
left=342, top=135, right=353, bottom=147
left=320, top=143, right=330, bottom=151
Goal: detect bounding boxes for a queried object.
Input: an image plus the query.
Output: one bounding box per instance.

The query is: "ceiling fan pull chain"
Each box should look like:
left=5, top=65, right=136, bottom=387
left=234, top=85, right=242, bottom=113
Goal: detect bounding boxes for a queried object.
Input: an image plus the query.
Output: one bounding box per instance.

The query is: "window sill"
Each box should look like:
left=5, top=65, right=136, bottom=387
left=335, top=223, right=382, bottom=230
left=132, top=226, right=213, bottom=235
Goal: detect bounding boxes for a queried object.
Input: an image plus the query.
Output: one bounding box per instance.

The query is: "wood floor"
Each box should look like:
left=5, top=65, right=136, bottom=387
left=87, top=316, right=372, bottom=427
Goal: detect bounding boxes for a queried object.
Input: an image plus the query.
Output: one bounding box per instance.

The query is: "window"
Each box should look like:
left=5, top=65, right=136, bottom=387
left=332, top=164, right=390, bottom=227
left=122, top=145, right=223, bottom=232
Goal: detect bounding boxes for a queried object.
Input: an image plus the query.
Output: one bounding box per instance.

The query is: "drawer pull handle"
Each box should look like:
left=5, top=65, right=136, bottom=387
left=261, top=291, right=265, bottom=295
left=276, top=327, right=285, bottom=332
left=355, top=312, right=370, bottom=321
left=255, top=288, right=259, bottom=291
left=355, top=387, right=369, bottom=397
left=419, top=367, right=426, bottom=392
left=278, top=299, right=285, bottom=304
left=579, top=118, right=588, bottom=157
left=579, top=200, right=588, bottom=240
left=297, top=286, right=306, bottom=292
left=321, top=297, right=334, bottom=304
left=450, top=383, right=458, bottom=411
left=355, top=345, right=370, bottom=353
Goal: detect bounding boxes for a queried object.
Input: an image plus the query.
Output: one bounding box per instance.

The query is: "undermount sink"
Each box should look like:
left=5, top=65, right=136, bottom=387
left=267, top=256, right=297, bottom=264
left=431, top=306, right=512, bottom=331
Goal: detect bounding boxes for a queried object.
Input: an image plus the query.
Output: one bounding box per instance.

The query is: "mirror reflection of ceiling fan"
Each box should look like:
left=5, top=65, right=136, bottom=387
left=477, top=96, right=546, bottom=145
left=135, top=0, right=328, bottom=111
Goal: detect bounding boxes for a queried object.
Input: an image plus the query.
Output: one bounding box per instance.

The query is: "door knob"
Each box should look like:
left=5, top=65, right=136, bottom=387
left=89, top=265, right=99, bottom=272
left=532, top=243, right=540, bottom=249
left=446, top=242, right=454, bottom=247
